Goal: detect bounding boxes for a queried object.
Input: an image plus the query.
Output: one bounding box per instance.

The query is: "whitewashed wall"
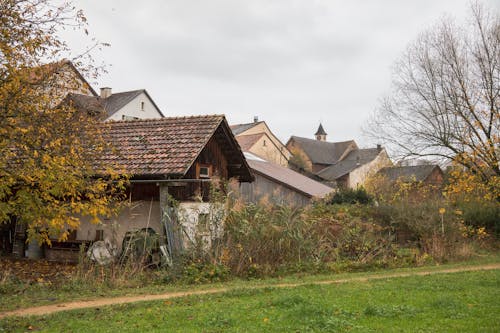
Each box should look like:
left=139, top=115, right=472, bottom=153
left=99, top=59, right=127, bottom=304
left=106, top=92, right=163, bottom=120
left=77, top=200, right=162, bottom=251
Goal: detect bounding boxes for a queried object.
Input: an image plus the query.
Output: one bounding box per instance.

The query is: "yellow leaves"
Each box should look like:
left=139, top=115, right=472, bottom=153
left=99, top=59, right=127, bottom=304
left=445, top=166, right=499, bottom=203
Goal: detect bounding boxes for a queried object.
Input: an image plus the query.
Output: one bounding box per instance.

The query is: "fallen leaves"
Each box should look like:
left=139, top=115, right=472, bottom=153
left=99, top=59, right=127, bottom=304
left=0, top=257, right=77, bottom=284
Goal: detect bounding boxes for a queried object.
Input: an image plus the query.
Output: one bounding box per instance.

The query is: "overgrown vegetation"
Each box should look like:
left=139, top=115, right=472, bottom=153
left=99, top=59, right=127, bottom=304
left=0, top=168, right=497, bottom=300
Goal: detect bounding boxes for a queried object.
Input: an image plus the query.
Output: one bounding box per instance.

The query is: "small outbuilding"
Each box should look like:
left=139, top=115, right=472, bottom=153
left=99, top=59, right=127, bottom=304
left=239, top=153, right=334, bottom=206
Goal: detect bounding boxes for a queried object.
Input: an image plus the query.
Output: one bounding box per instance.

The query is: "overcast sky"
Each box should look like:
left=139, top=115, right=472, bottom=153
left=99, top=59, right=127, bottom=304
left=63, top=0, right=499, bottom=147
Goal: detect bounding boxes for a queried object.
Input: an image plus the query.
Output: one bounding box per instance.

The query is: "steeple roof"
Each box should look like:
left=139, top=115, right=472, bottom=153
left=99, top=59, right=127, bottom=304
left=315, top=123, right=327, bottom=136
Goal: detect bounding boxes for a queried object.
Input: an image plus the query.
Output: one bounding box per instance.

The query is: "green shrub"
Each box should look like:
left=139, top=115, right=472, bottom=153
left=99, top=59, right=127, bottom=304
left=458, top=200, right=500, bottom=236
left=328, top=187, right=373, bottom=205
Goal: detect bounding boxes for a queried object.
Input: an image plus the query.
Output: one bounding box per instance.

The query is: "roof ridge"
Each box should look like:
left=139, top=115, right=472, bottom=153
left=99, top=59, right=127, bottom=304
left=291, top=135, right=355, bottom=145
left=107, top=114, right=225, bottom=123
left=231, top=121, right=263, bottom=127
left=236, top=132, right=265, bottom=138
left=106, top=89, right=145, bottom=96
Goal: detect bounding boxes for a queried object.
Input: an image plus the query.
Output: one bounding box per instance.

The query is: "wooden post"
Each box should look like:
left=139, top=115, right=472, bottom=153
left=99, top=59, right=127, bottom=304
left=160, top=184, right=183, bottom=259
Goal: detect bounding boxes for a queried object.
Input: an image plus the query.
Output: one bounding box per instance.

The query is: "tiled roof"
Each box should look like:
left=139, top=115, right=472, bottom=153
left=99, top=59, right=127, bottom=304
left=236, top=133, right=265, bottom=151
left=377, top=165, right=442, bottom=182
left=247, top=159, right=333, bottom=198
left=98, top=115, right=252, bottom=181
left=67, top=90, right=158, bottom=119
left=230, top=121, right=262, bottom=135
left=288, top=136, right=357, bottom=165
left=66, top=94, right=104, bottom=115
left=317, top=148, right=383, bottom=180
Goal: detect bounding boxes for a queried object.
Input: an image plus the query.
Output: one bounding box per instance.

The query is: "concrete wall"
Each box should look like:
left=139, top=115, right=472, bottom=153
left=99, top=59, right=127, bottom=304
left=176, top=202, right=224, bottom=250
left=76, top=200, right=162, bottom=251
left=76, top=199, right=224, bottom=254
left=106, top=92, right=163, bottom=121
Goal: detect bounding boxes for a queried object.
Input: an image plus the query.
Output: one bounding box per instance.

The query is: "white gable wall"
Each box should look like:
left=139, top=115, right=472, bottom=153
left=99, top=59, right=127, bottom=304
left=348, top=150, right=392, bottom=188
left=106, top=92, right=163, bottom=121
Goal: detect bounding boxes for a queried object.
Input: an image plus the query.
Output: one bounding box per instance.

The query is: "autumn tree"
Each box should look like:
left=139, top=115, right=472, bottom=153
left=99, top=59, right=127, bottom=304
left=0, top=0, right=126, bottom=244
left=365, top=3, right=499, bottom=181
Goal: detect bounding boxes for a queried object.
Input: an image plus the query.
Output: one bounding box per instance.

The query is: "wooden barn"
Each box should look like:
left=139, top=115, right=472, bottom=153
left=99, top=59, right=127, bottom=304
left=8, top=115, right=253, bottom=262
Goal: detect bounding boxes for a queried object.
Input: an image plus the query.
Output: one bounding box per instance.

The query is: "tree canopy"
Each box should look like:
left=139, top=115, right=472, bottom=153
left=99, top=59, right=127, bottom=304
left=0, top=0, right=126, bottom=244
left=366, top=3, right=499, bottom=181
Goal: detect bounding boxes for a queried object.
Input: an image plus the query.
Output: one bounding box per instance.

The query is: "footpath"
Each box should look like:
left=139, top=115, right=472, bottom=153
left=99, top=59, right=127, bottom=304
left=1, top=262, right=499, bottom=319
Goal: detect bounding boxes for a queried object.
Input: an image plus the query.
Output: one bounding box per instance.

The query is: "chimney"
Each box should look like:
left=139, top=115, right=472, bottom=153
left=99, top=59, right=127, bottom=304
left=377, top=144, right=382, bottom=151
left=100, top=87, right=112, bottom=98
left=253, top=116, right=259, bottom=123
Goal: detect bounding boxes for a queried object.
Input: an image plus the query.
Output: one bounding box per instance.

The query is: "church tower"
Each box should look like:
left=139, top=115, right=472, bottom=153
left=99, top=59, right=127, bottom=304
left=315, top=123, right=327, bottom=141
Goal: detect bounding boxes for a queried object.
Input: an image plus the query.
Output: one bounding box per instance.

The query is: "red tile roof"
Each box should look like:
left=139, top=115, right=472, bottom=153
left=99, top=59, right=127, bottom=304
left=99, top=115, right=252, bottom=181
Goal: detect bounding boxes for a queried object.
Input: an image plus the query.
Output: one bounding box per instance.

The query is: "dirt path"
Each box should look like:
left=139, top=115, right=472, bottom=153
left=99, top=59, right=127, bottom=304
left=1, top=263, right=499, bottom=319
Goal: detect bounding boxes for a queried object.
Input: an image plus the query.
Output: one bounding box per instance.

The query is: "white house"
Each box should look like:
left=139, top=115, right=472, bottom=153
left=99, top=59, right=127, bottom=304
left=67, top=87, right=164, bottom=120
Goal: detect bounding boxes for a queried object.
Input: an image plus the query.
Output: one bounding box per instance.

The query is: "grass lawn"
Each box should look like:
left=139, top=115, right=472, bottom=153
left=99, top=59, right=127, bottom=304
left=1, top=253, right=499, bottom=313
left=1, top=269, right=499, bottom=332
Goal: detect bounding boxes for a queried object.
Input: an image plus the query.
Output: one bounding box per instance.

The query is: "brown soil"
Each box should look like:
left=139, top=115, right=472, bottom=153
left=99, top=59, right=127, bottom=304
left=1, top=262, right=499, bottom=319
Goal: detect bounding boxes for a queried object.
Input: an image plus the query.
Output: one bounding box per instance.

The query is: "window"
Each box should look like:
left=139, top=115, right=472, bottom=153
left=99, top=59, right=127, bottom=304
left=141, top=101, right=145, bottom=111
left=122, top=115, right=139, bottom=120
left=263, top=139, right=267, bottom=147
left=196, top=163, right=212, bottom=179
left=199, top=166, right=210, bottom=178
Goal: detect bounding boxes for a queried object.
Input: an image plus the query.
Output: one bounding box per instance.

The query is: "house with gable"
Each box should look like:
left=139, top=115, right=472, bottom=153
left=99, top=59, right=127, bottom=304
left=239, top=153, right=334, bottom=206
left=67, top=87, right=164, bottom=121
left=6, top=115, right=253, bottom=260
left=286, top=124, right=357, bottom=174
left=231, top=119, right=333, bottom=205
left=231, top=117, right=292, bottom=167
left=317, top=146, right=392, bottom=188
left=74, top=115, right=253, bottom=256
left=33, top=59, right=164, bottom=120
left=22, top=59, right=97, bottom=105
left=287, top=124, right=392, bottom=189
left=376, top=165, right=444, bottom=186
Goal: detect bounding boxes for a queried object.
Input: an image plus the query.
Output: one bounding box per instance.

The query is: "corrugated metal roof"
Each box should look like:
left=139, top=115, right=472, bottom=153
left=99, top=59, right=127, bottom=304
left=248, top=159, right=334, bottom=198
